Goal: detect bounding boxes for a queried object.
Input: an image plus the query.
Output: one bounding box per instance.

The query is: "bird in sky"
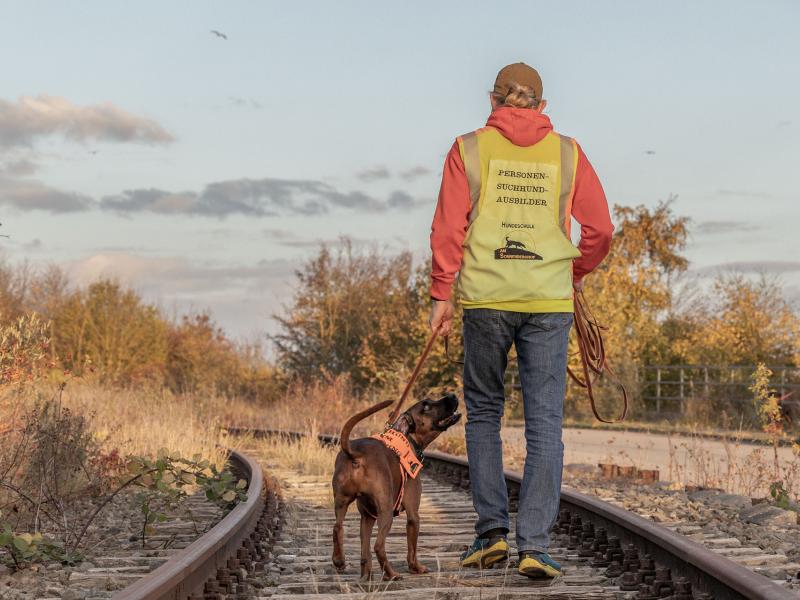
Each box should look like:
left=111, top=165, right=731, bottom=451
left=88, top=149, right=99, bottom=155
left=210, top=30, right=228, bottom=40
left=644, top=150, right=656, bottom=155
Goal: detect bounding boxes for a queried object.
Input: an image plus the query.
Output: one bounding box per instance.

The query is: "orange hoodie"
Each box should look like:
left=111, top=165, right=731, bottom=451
left=430, top=107, right=613, bottom=301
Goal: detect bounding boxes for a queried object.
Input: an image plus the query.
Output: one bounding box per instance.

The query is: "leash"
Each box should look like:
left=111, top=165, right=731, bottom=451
left=385, top=326, right=443, bottom=427
left=567, top=289, right=628, bottom=423
left=387, top=289, right=627, bottom=426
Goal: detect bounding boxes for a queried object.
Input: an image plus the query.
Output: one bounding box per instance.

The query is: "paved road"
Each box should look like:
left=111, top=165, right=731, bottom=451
left=502, top=427, right=798, bottom=496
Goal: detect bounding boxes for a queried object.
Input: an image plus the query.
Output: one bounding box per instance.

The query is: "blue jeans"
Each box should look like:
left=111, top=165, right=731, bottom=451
left=462, top=308, right=573, bottom=554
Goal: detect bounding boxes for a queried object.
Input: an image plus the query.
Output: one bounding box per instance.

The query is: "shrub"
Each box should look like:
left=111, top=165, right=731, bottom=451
left=52, top=280, right=168, bottom=385
left=0, top=313, right=51, bottom=385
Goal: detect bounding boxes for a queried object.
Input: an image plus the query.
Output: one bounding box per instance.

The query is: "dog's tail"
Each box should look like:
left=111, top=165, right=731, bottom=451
left=340, top=399, right=393, bottom=458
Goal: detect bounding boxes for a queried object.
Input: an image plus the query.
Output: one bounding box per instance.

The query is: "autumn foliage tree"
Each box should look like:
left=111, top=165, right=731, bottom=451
left=272, top=240, right=435, bottom=392
left=166, top=312, right=277, bottom=399
left=53, top=280, right=168, bottom=384
left=679, top=275, right=799, bottom=366
left=571, top=200, right=690, bottom=416
left=0, top=257, right=274, bottom=396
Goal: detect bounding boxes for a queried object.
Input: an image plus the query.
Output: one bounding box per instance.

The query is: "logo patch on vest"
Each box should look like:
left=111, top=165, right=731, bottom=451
left=494, top=234, right=543, bottom=260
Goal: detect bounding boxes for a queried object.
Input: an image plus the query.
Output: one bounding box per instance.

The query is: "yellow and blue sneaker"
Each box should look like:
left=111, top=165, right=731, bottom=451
left=460, top=535, right=509, bottom=569
left=518, top=551, right=562, bottom=578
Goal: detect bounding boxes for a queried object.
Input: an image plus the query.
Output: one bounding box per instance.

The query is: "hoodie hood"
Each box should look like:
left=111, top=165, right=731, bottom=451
left=486, top=106, right=553, bottom=147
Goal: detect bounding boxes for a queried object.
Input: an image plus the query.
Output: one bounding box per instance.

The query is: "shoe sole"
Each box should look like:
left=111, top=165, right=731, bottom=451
left=462, top=548, right=509, bottom=569
left=519, top=565, right=561, bottom=578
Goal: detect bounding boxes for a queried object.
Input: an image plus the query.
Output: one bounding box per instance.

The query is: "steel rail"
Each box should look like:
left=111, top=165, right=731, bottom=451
left=113, top=449, right=264, bottom=600
left=242, top=428, right=790, bottom=600
left=424, top=449, right=790, bottom=600
left=112, top=428, right=792, bottom=599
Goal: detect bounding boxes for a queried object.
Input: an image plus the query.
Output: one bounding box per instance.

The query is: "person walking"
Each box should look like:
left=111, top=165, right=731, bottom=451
left=429, top=62, right=613, bottom=578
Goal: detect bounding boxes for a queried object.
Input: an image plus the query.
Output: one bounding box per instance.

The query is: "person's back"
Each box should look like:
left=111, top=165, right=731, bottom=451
left=429, top=62, right=613, bottom=578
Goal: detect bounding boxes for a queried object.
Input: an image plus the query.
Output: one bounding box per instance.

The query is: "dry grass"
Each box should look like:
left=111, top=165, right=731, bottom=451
left=7, top=375, right=796, bottom=502
left=250, top=429, right=339, bottom=478
left=1, top=381, right=238, bottom=468
left=223, top=376, right=394, bottom=439
left=665, top=432, right=800, bottom=498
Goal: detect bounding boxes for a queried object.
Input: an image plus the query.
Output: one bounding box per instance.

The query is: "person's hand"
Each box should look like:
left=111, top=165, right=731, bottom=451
left=429, top=299, right=454, bottom=336
left=573, top=278, right=584, bottom=293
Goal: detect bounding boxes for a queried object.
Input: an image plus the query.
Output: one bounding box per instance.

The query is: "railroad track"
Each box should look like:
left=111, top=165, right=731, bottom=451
left=112, top=449, right=272, bottom=600
left=112, top=430, right=798, bottom=599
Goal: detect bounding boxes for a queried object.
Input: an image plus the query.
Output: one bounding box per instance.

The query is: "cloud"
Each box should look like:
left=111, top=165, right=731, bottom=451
left=399, top=166, right=431, bottom=181
left=694, top=220, right=760, bottom=235
left=387, top=190, right=418, bottom=209
left=356, top=166, right=391, bottom=182
left=68, top=253, right=292, bottom=294
left=22, top=238, right=43, bottom=251
left=276, top=236, right=374, bottom=249
left=694, top=261, right=800, bottom=275
left=263, top=228, right=295, bottom=240
left=65, top=252, right=297, bottom=338
left=101, top=177, right=400, bottom=217
left=0, top=158, right=38, bottom=176
left=0, top=95, right=173, bottom=149
left=0, top=176, right=94, bottom=212
left=2, top=170, right=426, bottom=218
left=101, top=188, right=198, bottom=215
left=228, top=96, right=264, bottom=110
left=715, top=189, right=773, bottom=199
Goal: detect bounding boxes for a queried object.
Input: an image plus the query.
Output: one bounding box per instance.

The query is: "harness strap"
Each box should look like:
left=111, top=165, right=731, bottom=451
left=366, top=429, right=423, bottom=518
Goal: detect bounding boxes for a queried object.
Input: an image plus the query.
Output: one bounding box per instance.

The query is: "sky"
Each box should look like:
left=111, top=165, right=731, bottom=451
left=1, top=1, right=798, bottom=344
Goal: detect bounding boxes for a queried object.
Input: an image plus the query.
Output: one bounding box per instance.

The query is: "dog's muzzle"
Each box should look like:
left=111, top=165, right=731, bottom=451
left=435, top=412, right=462, bottom=430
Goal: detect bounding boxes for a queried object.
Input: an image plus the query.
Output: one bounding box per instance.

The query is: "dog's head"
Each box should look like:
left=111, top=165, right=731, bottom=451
left=391, top=393, right=461, bottom=450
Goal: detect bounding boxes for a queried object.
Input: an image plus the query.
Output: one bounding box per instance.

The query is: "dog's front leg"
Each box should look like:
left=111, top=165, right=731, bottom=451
left=405, top=490, right=428, bottom=574
left=359, top=512, right=376, bottom=580
left=331, top=496, right=351, bottom=572
left=374, top=507, right=401, bottom=581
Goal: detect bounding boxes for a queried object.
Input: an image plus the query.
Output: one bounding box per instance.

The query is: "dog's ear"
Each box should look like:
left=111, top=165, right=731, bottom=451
left=405, top=413, right=416, bottom=434
left=393, top=413, right=415, bottom=435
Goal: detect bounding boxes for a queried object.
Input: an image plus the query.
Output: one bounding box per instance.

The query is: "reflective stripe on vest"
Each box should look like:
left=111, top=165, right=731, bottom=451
left=456, top=128, right=581, bottom=312
left=558, top=134, right=576, bottom=237
left=461, top=130, right=481, bottom=223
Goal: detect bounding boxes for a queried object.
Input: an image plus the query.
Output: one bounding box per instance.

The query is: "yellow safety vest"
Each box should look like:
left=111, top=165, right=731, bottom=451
left=456, top=127, right=581, bottom=313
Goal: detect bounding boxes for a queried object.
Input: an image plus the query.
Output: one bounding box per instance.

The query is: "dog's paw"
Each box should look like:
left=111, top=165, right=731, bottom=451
left=382, top=571, right=402, bottom=581
left=409, top=562, right=429, bottom=574
left=332, top=559, right=347, bottom=573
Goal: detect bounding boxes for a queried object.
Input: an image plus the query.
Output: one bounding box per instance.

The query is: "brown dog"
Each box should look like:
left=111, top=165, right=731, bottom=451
left=331, top=393, right=461, bottom=581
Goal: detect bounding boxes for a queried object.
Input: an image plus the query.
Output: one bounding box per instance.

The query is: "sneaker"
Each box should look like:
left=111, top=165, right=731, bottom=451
left=518, top=551, right=562, bottom=578
left=460, top=536, right=509, bottom=568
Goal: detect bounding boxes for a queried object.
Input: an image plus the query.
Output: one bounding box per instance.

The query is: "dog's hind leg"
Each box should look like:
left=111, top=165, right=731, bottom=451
left=331, top=495, right=352, bottom=572
left=374, top=505, right=401, bottom=581
left=358, top=509, right=376, bottom=580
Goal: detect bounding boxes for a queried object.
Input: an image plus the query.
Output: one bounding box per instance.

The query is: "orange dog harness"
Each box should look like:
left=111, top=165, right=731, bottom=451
left=370, top=428, right=423, bottom=515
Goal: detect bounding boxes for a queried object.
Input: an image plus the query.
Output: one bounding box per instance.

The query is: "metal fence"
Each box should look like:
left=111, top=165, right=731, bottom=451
left=639, top=365, right=799, bottom=422
left=504, top=364, right=799, bottom=425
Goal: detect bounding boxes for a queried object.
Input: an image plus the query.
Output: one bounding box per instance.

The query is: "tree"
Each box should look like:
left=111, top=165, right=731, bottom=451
left=52, top=280, right=168, bottom=384
left=273, top=240, right=436, bottom=391
left=574, top=200, right=690, bottom=416
left=683, top=274, right=799, bottom=366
